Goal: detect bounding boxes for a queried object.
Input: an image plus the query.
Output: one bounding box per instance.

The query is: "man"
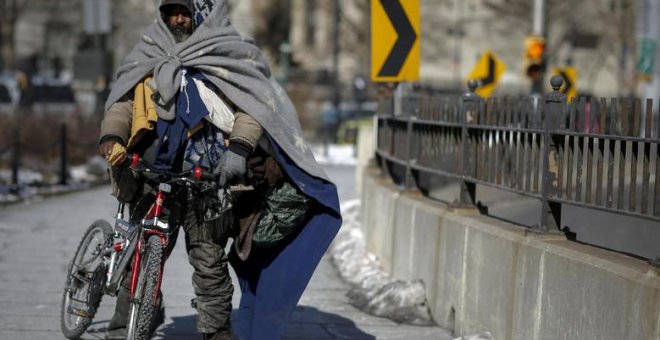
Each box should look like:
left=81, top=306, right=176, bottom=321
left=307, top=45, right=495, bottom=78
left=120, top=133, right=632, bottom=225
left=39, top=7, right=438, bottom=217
left=102, top=0, right=342, bottom=339
left=100, top=1, right=259, bottom=339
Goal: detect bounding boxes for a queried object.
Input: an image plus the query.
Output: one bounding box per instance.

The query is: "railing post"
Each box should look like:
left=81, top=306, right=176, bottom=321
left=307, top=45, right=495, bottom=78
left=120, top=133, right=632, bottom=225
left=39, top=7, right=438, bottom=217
left=377, top=89, right=394, bottom=178
left=59, top=124, right=68, bottom=186
left=539, top=76, right=565, bottom=231
left=404, top=92, right=418, bottom=189
left=457, top=80, right=480, bottom=205
left=10, top=128, right=20, bottom=193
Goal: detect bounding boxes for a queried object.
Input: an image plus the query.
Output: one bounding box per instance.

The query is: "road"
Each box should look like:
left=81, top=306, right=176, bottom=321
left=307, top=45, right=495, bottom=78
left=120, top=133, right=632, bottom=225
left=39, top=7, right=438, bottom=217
left=0, top=164, right=452, bottom=339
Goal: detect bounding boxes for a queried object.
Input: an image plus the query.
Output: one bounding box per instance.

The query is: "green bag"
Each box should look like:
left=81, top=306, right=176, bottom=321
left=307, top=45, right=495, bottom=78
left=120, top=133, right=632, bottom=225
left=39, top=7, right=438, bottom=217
left=252, top=181, right=311, bottom=247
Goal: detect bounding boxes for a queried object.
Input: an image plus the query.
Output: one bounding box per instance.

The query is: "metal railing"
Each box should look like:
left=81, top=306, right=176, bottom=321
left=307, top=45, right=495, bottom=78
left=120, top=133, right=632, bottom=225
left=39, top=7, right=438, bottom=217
left=376, top=76, right=660, bottom=231
left=0, top=118, right=100, bottom=191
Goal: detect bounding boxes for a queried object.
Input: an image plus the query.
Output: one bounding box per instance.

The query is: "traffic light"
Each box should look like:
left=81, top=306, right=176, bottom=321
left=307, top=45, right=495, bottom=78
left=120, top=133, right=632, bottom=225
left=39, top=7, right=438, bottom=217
left=524, top=36, right=546, bottom=80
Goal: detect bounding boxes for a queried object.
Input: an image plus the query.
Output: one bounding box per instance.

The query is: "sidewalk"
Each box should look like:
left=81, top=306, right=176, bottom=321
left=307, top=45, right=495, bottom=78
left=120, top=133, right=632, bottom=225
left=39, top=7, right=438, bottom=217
left=0, top=186, right=453, bottom=339
left=152, top=230, right=454, bottom=339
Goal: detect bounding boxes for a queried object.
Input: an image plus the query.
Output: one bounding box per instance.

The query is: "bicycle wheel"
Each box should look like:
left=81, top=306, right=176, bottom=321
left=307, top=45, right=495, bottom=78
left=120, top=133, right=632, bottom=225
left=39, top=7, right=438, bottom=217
left=126, top=234, right=164, bottom=340
left=60, top=220, right=112, bottom=339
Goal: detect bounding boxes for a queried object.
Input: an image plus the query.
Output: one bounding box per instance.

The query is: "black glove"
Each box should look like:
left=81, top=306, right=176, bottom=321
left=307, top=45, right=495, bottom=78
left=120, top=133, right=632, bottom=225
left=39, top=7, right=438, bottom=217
left=215, top=150, right=247, bottom=187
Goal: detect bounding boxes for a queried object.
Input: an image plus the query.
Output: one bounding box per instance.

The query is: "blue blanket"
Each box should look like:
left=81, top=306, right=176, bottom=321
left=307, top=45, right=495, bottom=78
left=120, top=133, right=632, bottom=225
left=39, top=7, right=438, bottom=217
left=154, top=69, right=214, bottom=170
left=230, top=139, right=342, bottom=340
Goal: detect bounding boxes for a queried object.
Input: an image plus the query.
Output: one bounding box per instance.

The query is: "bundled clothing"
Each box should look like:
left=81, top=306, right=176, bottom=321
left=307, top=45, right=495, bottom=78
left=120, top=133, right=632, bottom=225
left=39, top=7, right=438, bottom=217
left=104, top=0, right=329, bottom=182
left=101, top=0, right=342, bottom=339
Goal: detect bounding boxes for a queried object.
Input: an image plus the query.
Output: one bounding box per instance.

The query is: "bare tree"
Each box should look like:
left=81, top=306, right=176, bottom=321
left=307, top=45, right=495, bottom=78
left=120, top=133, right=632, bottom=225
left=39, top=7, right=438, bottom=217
left=0, top=0, right=29, bottom=71
left=251, top=0, right=291, bottom=63
left=483, top=0, right=637, bottom=95
left=339, top=0, right=370, bottom=70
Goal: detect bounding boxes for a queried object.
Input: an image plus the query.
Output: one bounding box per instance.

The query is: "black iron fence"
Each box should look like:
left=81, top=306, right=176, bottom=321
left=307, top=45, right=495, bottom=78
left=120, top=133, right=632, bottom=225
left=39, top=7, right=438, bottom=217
left=0, top=113, right=101, bottom=192
left=376, top=76, right=660, bottom=232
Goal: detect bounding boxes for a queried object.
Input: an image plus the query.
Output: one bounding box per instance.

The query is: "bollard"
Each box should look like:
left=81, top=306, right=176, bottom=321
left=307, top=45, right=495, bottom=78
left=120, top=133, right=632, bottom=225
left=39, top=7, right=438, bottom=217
left=59, top=124, right=68, bottom=185
left=538, top=76, right=565, bottom=232
left=10, top=129, right=20, bottom=193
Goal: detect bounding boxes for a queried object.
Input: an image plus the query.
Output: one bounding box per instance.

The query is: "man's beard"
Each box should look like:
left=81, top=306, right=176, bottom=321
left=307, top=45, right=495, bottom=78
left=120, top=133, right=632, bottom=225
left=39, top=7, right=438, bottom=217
left=168, top=24, right=192, bottom=43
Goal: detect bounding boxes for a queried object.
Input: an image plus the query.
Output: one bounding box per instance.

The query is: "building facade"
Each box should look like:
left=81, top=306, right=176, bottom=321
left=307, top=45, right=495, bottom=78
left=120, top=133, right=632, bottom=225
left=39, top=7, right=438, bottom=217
left=5, top=0, right=638, bottom=117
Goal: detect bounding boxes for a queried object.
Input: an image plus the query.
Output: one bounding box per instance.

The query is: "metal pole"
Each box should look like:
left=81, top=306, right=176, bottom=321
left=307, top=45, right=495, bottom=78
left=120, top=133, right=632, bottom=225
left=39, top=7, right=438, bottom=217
left=531, top=0, right=546, bottom=95
left=539, top=76, right=565, bottom=232
left=325, top=0, right=342, bottom=156
left=59, top=124, right=68, bottom=185
left=457, top=80, right=479, bottom=206
left=332, top=0, right=342, bottom=132
left=10, top=128, right=19, bottom=192
left=532, top=0, right=545, bottom=37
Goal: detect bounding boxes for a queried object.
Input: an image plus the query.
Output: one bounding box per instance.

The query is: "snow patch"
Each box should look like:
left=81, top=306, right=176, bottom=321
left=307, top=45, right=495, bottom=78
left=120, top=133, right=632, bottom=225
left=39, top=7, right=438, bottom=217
left=453, top=332, right=494, bottom=340
left=329, top=199, right=435, bottom=326
left=311, top=144, right=357, bottom=166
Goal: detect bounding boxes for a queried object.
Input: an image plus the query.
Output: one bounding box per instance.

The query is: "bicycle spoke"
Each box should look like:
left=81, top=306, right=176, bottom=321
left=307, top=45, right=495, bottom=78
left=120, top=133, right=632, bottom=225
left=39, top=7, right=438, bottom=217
left=60, top=220, right=113, bottom=339
left=71, top=272, right=92, bottom=284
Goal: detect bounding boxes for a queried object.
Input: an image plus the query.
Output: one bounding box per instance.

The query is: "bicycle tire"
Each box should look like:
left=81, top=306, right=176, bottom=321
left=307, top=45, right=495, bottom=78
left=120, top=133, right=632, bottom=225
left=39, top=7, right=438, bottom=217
left=60, top=220, right=112, bottom=339
left=126, top=234, right=164, bottom=340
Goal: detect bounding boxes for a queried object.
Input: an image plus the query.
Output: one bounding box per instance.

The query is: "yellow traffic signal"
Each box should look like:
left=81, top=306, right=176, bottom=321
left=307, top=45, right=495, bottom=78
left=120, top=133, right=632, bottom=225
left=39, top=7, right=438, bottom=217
left=524, top=36, right=545, bottom=79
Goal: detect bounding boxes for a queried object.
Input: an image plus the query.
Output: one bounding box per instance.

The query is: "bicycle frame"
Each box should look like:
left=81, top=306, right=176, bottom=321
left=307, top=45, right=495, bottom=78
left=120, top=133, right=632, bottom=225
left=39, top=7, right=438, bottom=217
left=104, top=189, right=173, bottom=300
left=103, top=154, right=218, bottom=297
left=60, top=153, right=221, bottom=340
left=128, top=187, right=170, bottom=301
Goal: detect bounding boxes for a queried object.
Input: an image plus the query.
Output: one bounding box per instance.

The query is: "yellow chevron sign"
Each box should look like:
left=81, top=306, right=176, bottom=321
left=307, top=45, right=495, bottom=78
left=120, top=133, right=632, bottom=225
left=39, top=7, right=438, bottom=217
left=467, top=50, right=506, bottom=98
left=371, top=0, right=420, bottom=82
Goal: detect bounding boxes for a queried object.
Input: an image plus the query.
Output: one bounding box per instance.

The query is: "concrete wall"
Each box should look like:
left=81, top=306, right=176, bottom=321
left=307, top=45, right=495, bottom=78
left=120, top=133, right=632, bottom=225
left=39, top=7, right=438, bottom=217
left=361, top=168, right=660, bottom=339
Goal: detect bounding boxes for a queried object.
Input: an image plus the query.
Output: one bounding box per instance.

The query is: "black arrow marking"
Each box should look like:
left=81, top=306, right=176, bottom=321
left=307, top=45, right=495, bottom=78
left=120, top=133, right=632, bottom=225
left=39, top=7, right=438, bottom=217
left=478, top=54, right=496, bottom=87
left=560, top=70, right=573, bottom=95
left=378, top=0, right=418, bottom=77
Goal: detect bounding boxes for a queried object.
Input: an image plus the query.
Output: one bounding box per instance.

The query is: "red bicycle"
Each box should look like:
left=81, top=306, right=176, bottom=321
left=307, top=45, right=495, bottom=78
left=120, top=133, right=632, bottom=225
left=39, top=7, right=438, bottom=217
left=60, top=154, right=225, bottom=340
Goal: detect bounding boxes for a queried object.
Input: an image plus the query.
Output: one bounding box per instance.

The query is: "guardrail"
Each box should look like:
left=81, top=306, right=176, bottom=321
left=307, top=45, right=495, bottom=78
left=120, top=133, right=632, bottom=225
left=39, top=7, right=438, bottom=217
left=376, top=76, right=660, bottom=231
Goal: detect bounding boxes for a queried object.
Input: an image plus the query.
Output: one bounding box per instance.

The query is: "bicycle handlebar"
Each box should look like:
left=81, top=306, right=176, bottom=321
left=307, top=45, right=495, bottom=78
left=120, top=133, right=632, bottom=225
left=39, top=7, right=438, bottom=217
left=130, top=153, right=216, bottom=187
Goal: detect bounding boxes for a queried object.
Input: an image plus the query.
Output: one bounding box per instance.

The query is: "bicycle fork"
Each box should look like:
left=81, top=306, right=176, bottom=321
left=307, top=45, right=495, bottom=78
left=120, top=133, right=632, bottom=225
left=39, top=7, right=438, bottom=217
left=105, top=203, right=126, bottom=291
left=129, top=189, right=168, bottom=302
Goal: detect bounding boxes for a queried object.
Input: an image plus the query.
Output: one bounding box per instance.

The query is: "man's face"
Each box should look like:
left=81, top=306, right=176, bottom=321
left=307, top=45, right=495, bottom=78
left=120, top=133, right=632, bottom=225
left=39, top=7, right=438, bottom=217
left=162, top=5, right=193, bottom=42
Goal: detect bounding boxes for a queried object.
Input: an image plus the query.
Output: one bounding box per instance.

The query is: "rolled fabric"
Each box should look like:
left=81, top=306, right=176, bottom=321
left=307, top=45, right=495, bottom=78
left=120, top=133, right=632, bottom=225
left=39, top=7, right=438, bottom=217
left=108, top=143, right=128, bottom=167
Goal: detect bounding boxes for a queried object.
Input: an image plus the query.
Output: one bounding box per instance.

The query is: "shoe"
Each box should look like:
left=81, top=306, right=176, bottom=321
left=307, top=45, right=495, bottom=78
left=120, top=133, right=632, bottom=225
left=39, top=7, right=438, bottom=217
left=105, top=305, right=165, bottom=339
left=105, top=327, right=127, bottom=340
left=202, top=329, right=233, bottom=340
left=150, top=304, right=166, bottom=334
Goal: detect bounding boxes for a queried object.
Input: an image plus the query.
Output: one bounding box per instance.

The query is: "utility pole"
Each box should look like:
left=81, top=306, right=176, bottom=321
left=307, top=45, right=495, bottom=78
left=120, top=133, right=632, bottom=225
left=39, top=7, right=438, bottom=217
left=326, top=0, right=342, bottom=155
left=450, top=0, right=464, bottom=87
left=531, top=0, right=546, bottom=94
left=332, top=0, right=342, bottom=120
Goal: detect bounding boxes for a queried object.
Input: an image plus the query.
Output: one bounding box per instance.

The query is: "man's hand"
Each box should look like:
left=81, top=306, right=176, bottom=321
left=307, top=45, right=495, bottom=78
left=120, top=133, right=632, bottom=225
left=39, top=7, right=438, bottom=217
left=215, top=150, right=247, bottom=187
left=99, top=141, right=116, bottom=158
left=99, top=141, right=127, bottom=166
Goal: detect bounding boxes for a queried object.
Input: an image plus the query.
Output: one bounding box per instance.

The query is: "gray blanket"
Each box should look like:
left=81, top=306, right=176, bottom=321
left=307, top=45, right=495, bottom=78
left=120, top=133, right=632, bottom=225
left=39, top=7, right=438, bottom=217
left=105, top=0, right=329, bottom=181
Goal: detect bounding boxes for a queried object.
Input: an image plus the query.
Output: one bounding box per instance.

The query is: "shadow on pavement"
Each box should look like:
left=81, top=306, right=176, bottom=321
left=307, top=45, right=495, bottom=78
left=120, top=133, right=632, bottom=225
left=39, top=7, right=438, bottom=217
left=157, top=305, right=376, bottom=339
left=284, top=305, right=376, bottom=339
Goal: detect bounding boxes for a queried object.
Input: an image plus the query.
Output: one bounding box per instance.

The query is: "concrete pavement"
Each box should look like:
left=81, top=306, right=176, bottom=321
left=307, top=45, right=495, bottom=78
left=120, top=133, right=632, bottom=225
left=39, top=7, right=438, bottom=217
left=0, top=183, right=452, bottom=339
